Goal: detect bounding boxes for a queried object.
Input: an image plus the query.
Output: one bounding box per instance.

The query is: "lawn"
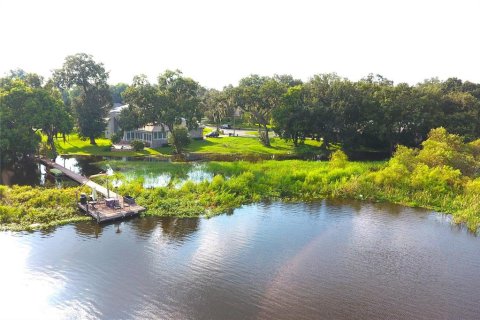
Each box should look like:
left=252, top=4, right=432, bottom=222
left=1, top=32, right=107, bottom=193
left=181, top=136, right=322, bottom=155
left=54, top=134, right=162, bottom=157
left=53, top=133, right=322, bottom=157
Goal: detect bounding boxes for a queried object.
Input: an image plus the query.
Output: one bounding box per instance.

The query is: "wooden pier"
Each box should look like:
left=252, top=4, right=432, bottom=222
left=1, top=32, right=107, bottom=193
left=38, top=157, right=146, bottom=223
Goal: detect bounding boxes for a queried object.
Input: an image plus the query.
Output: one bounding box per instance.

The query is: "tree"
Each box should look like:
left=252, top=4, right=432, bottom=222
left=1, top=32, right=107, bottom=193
left=305, top=74, right=358, bottom=149
left=273, top=85, right=310, bottom=146
left=202, top=88, right=232, bottom=132
left=233, top=75, right=288, bottom=146
left=0, top=78, right=72, bottom=163
left=32, top=87, right=73, bottom=156
left=110, top=83, right=128, bottom=104
left=53, top=53, right=112, bottom=144
left=122, top=70, right=202, bottom=154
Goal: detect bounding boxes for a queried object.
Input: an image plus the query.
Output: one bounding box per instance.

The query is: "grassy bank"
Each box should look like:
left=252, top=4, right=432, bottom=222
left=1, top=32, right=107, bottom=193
left=53, top=133, right=322, bottom=158
left=3, top=128, right=480, bottom=232
left=0, top=185, right=91, bottom=231
left=185, top=136, right=321, bottom=154
left=54, top=134, right=161, bottom=157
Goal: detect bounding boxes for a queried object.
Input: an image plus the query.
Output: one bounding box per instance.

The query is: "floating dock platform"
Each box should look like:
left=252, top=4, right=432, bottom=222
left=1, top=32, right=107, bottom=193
left=38, top=157, right=146, bottom=223
left=77, top=199, right=146, bottom=223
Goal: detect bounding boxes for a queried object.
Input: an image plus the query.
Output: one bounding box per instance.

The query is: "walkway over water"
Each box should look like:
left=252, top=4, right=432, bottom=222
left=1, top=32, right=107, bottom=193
left=39, top=157, right=118, bottom=198
left=38, top=157, right=145, bottom=222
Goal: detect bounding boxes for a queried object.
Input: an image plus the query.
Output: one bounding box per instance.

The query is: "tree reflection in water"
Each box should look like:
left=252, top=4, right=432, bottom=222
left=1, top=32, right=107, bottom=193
left=74, top=221, right=103, bottom=238
left=127, top=216, right=201, bottom=242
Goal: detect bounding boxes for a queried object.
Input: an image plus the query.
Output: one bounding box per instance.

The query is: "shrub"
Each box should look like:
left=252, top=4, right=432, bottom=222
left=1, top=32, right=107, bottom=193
left=168, top=126, right=191, bottom=154
left=329, top=150, right=348, bottom=168
left=131, top=140, right=145, bottom=151
left=111, top=132, right=123, bottom=144
left=417, top=127, right=478, bottom=176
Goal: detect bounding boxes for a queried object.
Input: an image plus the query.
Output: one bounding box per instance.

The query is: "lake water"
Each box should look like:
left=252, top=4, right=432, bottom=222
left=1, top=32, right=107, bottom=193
left=0, top=156, right=214, bottom=189
left=1, top=200, right=479, bottom=319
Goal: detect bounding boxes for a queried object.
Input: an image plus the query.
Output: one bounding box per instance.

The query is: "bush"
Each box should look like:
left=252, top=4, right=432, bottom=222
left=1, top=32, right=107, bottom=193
left=131, top=140, right=145, bottom=151
left=168, top=126, right=191, bottom=154
left=329, top=150, right=348, bottom=168
left=111, top=132, right=123, bottom=144
left=417, top=127, right=477, bottom=176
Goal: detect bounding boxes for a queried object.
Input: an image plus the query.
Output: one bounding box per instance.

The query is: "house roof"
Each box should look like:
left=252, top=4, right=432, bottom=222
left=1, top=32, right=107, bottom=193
left=109, top=104, right=129, bottom=115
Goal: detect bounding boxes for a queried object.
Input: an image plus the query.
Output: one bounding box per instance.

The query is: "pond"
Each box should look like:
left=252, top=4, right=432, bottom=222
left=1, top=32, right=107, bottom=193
left=1, top=200, right=479, bottom=319
left=0, top=156, right=214, bottom=189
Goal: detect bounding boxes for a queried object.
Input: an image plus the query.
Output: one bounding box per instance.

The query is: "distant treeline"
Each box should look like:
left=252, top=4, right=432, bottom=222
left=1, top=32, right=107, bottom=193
left=2, top=52, right=480, bottom=162
left=203, top=74, right=480, bottom=153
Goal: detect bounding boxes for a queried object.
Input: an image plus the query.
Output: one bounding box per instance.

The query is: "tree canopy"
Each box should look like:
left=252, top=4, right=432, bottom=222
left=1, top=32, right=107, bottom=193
left=121, top=70, right=202, bottom=154
left=0, top=77, right=72, bottom=163
left=53, top=53, right=112, bottom=144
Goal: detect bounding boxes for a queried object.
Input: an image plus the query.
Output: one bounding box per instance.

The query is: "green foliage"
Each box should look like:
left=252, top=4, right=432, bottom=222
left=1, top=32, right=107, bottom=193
left=0, top=185, right=89, bottom=230
left=417, top=127, right=478, bottom=176
left=329, top=150, right=348, bottom=168
left=168, top=126, right=191, bottom=154
left=232, top=75, right=297, bottom=146
left=131, top=140, right=145, bottom=151
left=122, top=70, right=202, bottom=154
left=54, top=133, right=160, bottom=157
left=110, top=83, right=128, bottom=104
left=110, top=132, right=123, bottom=144
left=0, top=77, right=72, bottom=162
left=53, top=53, right=112, bottom=144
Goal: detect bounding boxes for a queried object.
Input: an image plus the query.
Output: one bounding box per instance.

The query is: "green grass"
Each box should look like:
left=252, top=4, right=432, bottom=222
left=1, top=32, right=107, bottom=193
left=0, top=185, right=91, bottom=231
left=3, top=156, right=480, bottom=232
left=7, top=128, right=477, bottom=232
left=54, top=134, right=162, bottom=157
left=171, top=136, right=322, bottom=155
left=53, top=133, right=322, bottom=158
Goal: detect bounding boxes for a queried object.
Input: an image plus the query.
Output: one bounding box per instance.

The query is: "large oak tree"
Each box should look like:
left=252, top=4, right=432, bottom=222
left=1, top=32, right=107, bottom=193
left=53, top=53, right=112, bottom=144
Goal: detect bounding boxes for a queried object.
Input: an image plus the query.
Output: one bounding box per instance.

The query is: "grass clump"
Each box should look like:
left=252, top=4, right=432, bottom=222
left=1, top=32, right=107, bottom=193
left=0, top=185, right=90, bottom=231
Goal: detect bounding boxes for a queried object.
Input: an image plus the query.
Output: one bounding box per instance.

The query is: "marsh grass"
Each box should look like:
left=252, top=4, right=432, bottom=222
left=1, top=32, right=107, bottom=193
left=4, top=128, right=480, bottom=232
left=0, top=185, right=91, bottom=230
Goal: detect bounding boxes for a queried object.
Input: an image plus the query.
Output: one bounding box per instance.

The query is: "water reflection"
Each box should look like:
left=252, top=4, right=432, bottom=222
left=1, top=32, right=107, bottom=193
left=1, top=202, right=480, bottom=319
left=74, top=221, right=104, bottom=238
left=158, top=217, right=200, bottom=241
left=55, top=155, right=103, bottom=176
left=0, top=160, right=42, bottom=186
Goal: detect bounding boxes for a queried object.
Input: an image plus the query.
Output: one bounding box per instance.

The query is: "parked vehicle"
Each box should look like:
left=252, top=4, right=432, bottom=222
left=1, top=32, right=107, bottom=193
left=206, top=131, right=220, bottom=137
left=220, top=124, right=231, bottom=129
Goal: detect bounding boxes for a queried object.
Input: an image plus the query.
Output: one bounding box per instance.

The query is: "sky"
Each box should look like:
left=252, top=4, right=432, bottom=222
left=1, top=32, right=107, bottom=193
left=1, top=0, right=479, bottom=89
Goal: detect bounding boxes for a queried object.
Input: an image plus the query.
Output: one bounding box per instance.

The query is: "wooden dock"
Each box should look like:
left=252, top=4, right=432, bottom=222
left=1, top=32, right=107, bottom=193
left=78, top=200, right=146, bottom=223
left=38, top=157, right=146, bottom=223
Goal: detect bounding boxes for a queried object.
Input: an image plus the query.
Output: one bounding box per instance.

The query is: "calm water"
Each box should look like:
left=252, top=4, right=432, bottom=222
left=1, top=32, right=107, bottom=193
left=1, top=200, right=479, bottom=320
left=0, top=156, right=213, bottom=188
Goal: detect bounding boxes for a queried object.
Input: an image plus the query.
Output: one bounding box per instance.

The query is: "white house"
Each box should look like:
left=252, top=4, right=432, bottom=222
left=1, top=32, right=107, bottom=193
left=105, top=104, right=203, bottom=147
left=105, top=103, right=127, bottom=139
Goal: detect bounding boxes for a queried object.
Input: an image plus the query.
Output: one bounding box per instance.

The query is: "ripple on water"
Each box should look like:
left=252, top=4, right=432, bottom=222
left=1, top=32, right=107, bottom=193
left=1, top=200, right=479, bottom=320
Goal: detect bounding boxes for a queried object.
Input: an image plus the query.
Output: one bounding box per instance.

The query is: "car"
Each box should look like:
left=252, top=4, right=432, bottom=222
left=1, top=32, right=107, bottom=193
left=206, top=131, right=220, bottom=138
left=220, top=124, right=232, bottom=129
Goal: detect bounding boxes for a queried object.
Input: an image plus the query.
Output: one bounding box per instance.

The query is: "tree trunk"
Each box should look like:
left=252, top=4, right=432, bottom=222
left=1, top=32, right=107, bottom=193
left=89, top=136, right=96, bottom=145
left=261, top=124, right=270, bottom=147
left=169, top=125, right=180, bottom=154
left=47, top=133, right=57, bottom=156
